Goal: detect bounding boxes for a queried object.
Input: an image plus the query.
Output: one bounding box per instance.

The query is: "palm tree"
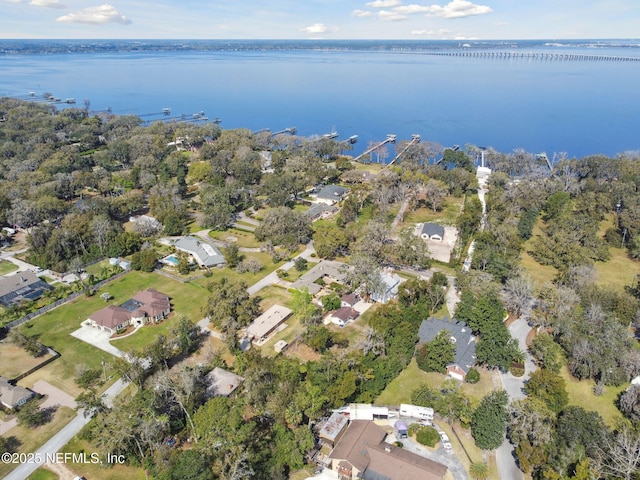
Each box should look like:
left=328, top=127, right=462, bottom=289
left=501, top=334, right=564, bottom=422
left=469, top=462, right=489, bottom=480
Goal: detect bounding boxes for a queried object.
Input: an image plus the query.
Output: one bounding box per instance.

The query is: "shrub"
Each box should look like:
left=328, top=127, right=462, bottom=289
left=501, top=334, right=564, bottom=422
left=416, top=426, right=440, bottom=447
left=465, top=368, right=480, bottom=384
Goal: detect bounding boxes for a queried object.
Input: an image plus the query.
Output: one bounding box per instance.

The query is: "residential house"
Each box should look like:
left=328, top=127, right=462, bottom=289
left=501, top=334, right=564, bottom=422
left=0, top=271, right=53, bottom=308
left=0, top=376, right=34, bottom=410
left=327, top=307, right=359, bottom=327
left=245, top=305, right=293, bottom=342
left=328, top=420, right=448, bottom=480
left=418, top=317, right=476, bottom=381
left=305, top=203, right=337, bottom=221
left=311, top=185, right=349, bottom=205
left=370, top=271, right=403, bottom=304
left=204, top=367, right=244, bottom=398
left=420, top=223, right=445, bottom=242
left=290, top=260, right=348, bottom=295
left=340, top=293, right=359, bottom=308
left=87, top=288, right=170, bottom=335
left=172, top=236, right=226, bottom=268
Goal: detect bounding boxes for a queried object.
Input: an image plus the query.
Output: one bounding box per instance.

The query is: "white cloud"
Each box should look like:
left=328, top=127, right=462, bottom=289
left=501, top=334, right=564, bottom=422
left=352, top=9, right=373, bottom=18
left=4, top=0, right=23, bottom=3
left=30, top=0, right=65, bottom=8
left=300, top=23, right=339, bottom=35
left=378, top=10, right=407, bottom=21
left=411, top=28, right=451, bottom=35
left=394, top=4, right=430, bottom=14
left=425, top=0, right=492, bottom=19
left=56, top=4, right=132, bottom=24
left=366, top=0, right=401, bottom=7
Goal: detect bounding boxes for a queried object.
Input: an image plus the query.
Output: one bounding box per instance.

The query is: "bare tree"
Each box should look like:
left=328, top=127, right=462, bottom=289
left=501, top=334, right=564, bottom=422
left=503, top=273, right=535, bottom=318
left=356, top=326, right=386, bottom=356
left=423, top=178, right=448, bottom=213
left=153, top=365, right=204, bottom=443
left=596, top=424, right=640, bottom=480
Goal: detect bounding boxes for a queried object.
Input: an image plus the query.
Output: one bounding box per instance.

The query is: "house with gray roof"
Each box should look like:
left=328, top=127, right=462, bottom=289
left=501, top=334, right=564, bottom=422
left=0, top=271, right=53, bottom=308
left=0, top=376, right=34, bottom=410
left=420, top=223, right=445, bottom=241
left=305, top=203, right=337, bottom=221
left=370, top=271, right=403, bottom=304
left=172, top=236, right=226, bottom=268
left=311, top=184, right=349, bottom=205
left=418, top=317, right=476, bottom=380
left=290, top=260, right=348, bottom=295
left=204, top=367, right=244, bottom=398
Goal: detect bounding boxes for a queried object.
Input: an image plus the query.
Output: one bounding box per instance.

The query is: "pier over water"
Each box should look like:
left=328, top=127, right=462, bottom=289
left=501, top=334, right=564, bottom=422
left=423, top=51, right=640, bottom=62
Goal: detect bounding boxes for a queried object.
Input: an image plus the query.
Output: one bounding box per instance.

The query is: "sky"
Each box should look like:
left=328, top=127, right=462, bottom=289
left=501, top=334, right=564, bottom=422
left=1, top=0, right=639, bottom=40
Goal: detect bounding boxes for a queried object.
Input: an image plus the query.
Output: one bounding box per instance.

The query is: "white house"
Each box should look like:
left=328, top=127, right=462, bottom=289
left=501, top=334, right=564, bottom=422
left=310, top=185, right=349, bottom=205
left=370, top=271, right=404, bottom=304
left=172, top=236, right=226, bottom=268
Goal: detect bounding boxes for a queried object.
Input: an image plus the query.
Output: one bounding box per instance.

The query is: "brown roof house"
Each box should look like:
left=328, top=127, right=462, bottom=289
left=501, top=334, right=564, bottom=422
left=87, top=288, right=170, bottom=335
left=327, top=307, right=359, bottom=327
left=328, top=420, right=448, bottom=480
left=0, top=376, right=34, bottom=410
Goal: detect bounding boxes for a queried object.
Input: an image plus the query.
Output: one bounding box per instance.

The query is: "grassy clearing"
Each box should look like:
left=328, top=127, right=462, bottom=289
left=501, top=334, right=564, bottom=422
left=0, top=342, right=55, bottom=379
left=255, top=285, right=292, bottom=310
left=209, top=228, right=261, bottom=248
left=439, top=423, right=500, bottom=480
left=0, top=407, right=76, bottom=479
left=559, top=366, right=626, bottom=427
left=595, top=246, right=640, bottom=291
left=0, top=259, right=18, bottom=275
left=27, top=467, right=59, bottom=480
left=61, top=438, right=148, bottom=480
left=403, top=196, right=465, bottom=227
left=375, top=359, right=494, bottom=408
left=522, top=215, right=640, bottom=291
left=192, top=251, right=287, bottom=288
left=15, top=271, right=208, bottom=395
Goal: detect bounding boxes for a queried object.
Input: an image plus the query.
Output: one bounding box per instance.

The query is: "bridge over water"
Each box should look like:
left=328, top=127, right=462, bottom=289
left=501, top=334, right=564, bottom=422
left=423, top=51, right=640, bottom=62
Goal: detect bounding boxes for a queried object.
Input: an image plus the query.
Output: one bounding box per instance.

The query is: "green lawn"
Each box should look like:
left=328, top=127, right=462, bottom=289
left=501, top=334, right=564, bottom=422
left=15, top=271, right=208, bottom=395
left=559, top=366, right=626, bottom=427
left=61, top=437, right=148, bottom=480
left=594, top=246, right=640, bottom=291
left=209, top=228, right=261, bottom=248
left=375, top=359, right=495, bottom=408
left=0, top=259, right=18, bottom=275
left=403, top=196, right=464, bottom=227
left=192, top=251, right=287, bottom=288
left=27, top=468, right=59, bottom=480
left=521, top=216, right=640, bottom=291
left=0, top=407, right=76, bottom=479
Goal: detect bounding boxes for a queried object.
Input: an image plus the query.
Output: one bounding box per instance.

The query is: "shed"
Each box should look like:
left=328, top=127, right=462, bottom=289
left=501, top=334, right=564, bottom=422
left=319, top=411, right=349, bottom=447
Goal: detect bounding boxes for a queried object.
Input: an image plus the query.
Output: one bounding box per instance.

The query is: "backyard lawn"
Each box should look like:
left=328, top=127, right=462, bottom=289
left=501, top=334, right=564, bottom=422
left=60, top=438, right=148, bottom=480
left=209, top=228, right=261, bottom=249
left=375, top=359, right=494, bottom=408
left=14, top=271, right=209, bottom=395
left=403, top=196, right=464, bottom=227
left=559, top=366, right=626, bottom=427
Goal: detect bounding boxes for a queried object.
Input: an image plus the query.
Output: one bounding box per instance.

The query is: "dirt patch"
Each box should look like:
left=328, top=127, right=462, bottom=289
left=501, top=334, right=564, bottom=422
left=504, top=314, right=518, bottom=327
left=525, top=327, right=539, bottom=348
left=44, top=461, right=78, bottom=480
left=0, top=342, right=55, bottom=380
left=285, top=342, right=322, bottom=362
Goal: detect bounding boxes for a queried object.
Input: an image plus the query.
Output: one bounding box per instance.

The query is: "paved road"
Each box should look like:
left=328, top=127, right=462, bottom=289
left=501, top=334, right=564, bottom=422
left=4, top=379, right=128, bottom=480
left=247, top=242, right=316, bottom=295
left=495, top=316, right=536, bottom=480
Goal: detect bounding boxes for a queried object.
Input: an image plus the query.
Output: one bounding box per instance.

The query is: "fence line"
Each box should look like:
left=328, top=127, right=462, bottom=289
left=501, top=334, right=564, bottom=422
left=4, top=270, right=130, bottom=331
left=11, top=347, right=61, bottom=383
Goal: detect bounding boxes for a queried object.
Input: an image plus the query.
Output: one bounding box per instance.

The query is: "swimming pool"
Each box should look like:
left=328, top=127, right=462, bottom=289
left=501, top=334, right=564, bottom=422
left=163, top=254, right=179, bottom=266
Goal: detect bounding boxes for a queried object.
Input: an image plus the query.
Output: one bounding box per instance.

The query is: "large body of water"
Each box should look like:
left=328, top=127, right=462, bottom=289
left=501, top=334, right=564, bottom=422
left=1, top=39, right=639, bottom=159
